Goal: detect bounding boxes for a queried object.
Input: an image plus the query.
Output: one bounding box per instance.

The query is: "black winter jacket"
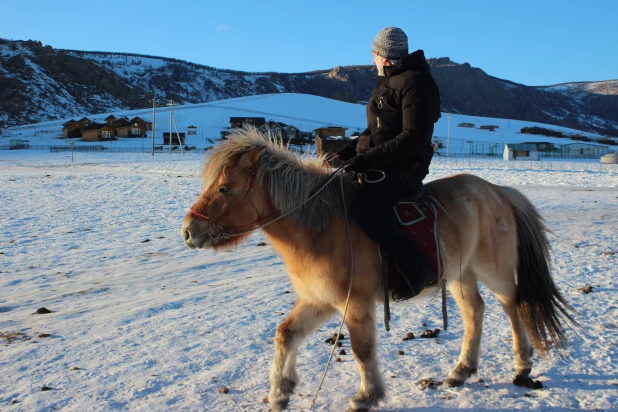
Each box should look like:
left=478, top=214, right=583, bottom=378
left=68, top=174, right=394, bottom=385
left=354, top=50, right=441, bottom=182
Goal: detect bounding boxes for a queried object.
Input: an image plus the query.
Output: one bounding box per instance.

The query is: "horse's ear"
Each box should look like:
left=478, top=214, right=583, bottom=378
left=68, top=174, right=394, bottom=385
left=239, top=146, right=267, bottom=169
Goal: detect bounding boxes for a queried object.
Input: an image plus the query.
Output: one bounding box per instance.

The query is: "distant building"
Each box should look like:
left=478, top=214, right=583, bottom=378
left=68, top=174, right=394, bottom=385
left=560, top=143, right=610, bottom=158
left=117, top=124, right=146, bottom=138
left=163, top=132, right=186, bottom=145
left=520, top=126, right=564, bottom=138
left=129, top=117, right=152, bottom=131
left=522, top=142, right=556, bottom=153
left=258, top=120, right=302, bottom=144
left=596, top=138, right=618, bottom=146
left=62, top=116, right=150, bottom=139
left=82, top=123, right=117, bottom=141
left=313, top=126, right=348, bottom=140
left=458, top=122, right=475, bottom=128
left=480, top=125, right=499, bottom=131
left=503, top=143, right=539, bottom=161
left=111, top=117, right=130, bottom=128
left=187, top=125, right=197, bottom=135
left=76, top=117, right=94, bottom=126
left=62, top=117, right=93, bottom=138
left=316, top=135, right=355, bottom=157
left=229, top=117, right=266, bottom=129
left=10, top=139, right=30, bottom=150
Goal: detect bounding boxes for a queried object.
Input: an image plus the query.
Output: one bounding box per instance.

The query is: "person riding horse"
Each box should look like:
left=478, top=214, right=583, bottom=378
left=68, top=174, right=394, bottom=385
left=338, top=27, right=442, bottom=300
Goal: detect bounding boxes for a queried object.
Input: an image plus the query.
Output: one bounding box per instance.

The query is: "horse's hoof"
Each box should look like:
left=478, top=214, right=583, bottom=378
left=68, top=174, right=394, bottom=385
left=444, top=378, right=464, bottom=387
left=270, top=398, right=289, bottom=412
left=516, top=367, right=532, bottom=377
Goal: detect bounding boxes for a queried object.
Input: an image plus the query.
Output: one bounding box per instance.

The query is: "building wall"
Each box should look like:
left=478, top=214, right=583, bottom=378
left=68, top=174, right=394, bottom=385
left=504, top=146, right=539, bottom=160
left=82, top=130, right=99, bottom=141
left=315, top=128, right=346, bottom=138
left=63, top=122, right=85, bottom=138
left=561, top=143, right=610, bottom=157
left=117, top=125, right=145, bottom=137
left=131, top=119, right=152, bottom=131
left=316, top=136, right=349, bottom=156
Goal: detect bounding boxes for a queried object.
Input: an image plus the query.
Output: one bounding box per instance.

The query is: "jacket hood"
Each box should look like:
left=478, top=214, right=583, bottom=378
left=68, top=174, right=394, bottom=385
left=385, top=50, right=431, bottom=77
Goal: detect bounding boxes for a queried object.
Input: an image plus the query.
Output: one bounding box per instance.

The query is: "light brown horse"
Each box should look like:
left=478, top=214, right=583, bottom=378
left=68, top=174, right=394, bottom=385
left=181, top=128, right=575, bottom=412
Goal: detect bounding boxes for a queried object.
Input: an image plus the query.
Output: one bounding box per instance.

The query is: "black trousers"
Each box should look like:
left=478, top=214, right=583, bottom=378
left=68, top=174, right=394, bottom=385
left=349, top=167, right=426, bottom=283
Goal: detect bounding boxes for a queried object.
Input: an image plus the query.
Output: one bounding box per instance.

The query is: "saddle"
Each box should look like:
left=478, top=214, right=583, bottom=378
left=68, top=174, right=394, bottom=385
left=380, top=194, right=443, bottom=330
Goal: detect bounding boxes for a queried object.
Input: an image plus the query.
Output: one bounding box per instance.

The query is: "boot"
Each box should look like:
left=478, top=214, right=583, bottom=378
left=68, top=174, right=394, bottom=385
left=391, top=261, right=435, bottom=301
left=387, top=241, right=436, bottom=302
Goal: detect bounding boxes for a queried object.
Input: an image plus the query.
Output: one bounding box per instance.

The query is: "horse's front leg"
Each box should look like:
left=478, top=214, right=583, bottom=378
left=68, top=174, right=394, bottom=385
left=269, top=299, right=334, bottom=411
left=346, top=302, right=385, bottom=412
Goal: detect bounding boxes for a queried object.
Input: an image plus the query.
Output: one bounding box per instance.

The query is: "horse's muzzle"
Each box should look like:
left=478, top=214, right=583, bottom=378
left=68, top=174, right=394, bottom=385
left=181, top=215, right=212, bottom=249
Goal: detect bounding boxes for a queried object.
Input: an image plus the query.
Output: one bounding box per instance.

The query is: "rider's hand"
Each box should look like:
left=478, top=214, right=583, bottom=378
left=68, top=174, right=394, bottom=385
left=336, top=145, right=357, bottom=161
left=344, top=154, right=370, bottom=173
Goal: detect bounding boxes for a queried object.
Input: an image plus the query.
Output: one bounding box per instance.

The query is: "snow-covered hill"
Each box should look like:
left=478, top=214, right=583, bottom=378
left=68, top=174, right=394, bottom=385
left=3, top=94, right=616, bottom=155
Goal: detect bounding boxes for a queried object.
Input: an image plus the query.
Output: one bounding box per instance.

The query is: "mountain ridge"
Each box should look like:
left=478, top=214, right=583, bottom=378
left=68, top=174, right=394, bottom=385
left=1, top=38, right=617, bottom=136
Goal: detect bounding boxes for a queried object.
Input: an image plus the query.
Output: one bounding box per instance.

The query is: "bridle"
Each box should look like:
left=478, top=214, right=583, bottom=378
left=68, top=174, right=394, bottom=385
left=189, top=170, right=278, bottom=244
left=189, top=163, right=346, bottom=244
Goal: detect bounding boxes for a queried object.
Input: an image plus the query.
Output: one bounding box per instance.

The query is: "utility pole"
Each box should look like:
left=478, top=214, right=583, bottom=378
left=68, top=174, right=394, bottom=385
left=166, top=100, right=183, bottom=155
left=168, top=100, right=175, bottom=154
left=446, top=115, right=452, bottom=156
left=171, top=107, right=184, bottom=155
left=152, top=95, right=156, bottom=156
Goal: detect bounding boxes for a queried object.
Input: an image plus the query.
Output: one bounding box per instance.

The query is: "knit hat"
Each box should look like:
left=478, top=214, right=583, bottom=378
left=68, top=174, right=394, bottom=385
left=372, top=27, right=408, bottom=60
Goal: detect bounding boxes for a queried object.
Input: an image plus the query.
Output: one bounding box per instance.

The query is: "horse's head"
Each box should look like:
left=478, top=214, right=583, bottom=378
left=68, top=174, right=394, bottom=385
left=182, top=145, right=270, bottom=250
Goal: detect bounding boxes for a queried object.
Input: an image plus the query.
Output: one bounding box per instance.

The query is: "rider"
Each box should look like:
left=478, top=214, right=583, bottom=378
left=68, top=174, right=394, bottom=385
left=338, top=27, right=441, bottom=300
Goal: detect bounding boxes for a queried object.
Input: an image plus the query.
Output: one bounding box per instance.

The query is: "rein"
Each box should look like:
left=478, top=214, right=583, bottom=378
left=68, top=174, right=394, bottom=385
left=189, top=164, right=345, bottom=244
left=189, top=170, right=278, bottom=244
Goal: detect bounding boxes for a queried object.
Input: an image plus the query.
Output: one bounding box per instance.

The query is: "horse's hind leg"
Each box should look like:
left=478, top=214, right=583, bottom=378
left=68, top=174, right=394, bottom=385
left=345, top=301, right=385, bottom=412
left=483, top=275, right=534, bottom=377
left=445, top=273, right=485, bottom=387
left=269, top=299, right=334, bottom=412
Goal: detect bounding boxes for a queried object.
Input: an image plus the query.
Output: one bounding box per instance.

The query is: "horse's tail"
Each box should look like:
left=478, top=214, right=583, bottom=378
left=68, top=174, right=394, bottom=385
left=500, top=186, right=578, bottom=353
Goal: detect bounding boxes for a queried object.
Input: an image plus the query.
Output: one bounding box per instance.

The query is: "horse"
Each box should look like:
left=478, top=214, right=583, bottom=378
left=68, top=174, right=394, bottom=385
left=181, top=128, right=576, bottom=412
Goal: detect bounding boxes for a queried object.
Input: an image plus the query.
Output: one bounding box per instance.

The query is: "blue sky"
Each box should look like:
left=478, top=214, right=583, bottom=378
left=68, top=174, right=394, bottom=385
left=2, top=0, right=616, bottom=86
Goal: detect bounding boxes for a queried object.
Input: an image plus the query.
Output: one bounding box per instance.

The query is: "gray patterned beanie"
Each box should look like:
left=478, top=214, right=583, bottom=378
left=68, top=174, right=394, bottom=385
left=372, top=27, right=408, bottom=60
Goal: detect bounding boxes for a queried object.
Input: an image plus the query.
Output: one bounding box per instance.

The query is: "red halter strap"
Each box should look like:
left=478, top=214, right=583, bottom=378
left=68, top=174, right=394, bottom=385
left=189, top=170, right=278, bottom=240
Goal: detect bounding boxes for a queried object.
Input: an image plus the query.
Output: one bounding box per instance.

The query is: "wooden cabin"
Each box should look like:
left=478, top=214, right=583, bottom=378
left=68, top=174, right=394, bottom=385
left=313, top=126, right=347, bottom=140
left=163, top=132, right=186, bottom=145
left=82, top=124, right=117, bottom=141
left=229, top=117, right=266, bottom=129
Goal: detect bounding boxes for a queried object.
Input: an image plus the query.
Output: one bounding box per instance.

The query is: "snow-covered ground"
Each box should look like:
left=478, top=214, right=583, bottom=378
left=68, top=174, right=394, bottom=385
left=1, top=148, right=617, bottom=411
left=3, top=94, right=616, bottom=156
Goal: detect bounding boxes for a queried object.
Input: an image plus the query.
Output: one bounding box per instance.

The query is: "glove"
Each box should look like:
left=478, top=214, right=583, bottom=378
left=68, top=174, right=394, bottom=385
left=336, top=145, right=357, bottom=161
left=344, top=154, right=370, bottom=173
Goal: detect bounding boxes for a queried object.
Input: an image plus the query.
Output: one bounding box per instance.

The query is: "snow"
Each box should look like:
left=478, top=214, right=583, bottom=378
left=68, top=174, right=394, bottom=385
left=1, top=94, right=618, bottom=411
left=540, top=80, right=618, bottom=96
left=3, top=94, right=614, bottom=156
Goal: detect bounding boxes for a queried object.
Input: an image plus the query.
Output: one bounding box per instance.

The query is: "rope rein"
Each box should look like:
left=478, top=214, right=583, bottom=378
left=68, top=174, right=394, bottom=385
left=226, top=166, right=345, bottom=238
left=425, top=195, right=464, bottom=300
left=311, top=174, right=355, bottom=410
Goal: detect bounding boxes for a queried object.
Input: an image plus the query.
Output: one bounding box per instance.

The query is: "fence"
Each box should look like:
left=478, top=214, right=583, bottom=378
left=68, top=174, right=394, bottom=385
left=1, top=143, right=617, bottom=174
left=431, top=153, right=618, bottom=175
left=50, top=145, right=104, bottom=152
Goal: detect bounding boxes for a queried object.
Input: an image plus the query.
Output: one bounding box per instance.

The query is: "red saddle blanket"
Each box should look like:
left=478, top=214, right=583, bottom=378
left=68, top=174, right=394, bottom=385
left=380, top=198, right=441, bottom=290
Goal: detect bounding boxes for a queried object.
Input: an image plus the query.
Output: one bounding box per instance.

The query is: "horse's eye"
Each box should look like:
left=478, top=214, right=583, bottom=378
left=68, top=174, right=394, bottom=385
left=219, top=185, right=232, bottom=194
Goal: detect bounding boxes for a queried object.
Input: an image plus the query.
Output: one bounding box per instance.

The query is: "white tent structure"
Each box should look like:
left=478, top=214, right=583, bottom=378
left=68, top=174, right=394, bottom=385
left=503, top=143, right=539, bottom=161
left=601, top=152, right=618, bottom=164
